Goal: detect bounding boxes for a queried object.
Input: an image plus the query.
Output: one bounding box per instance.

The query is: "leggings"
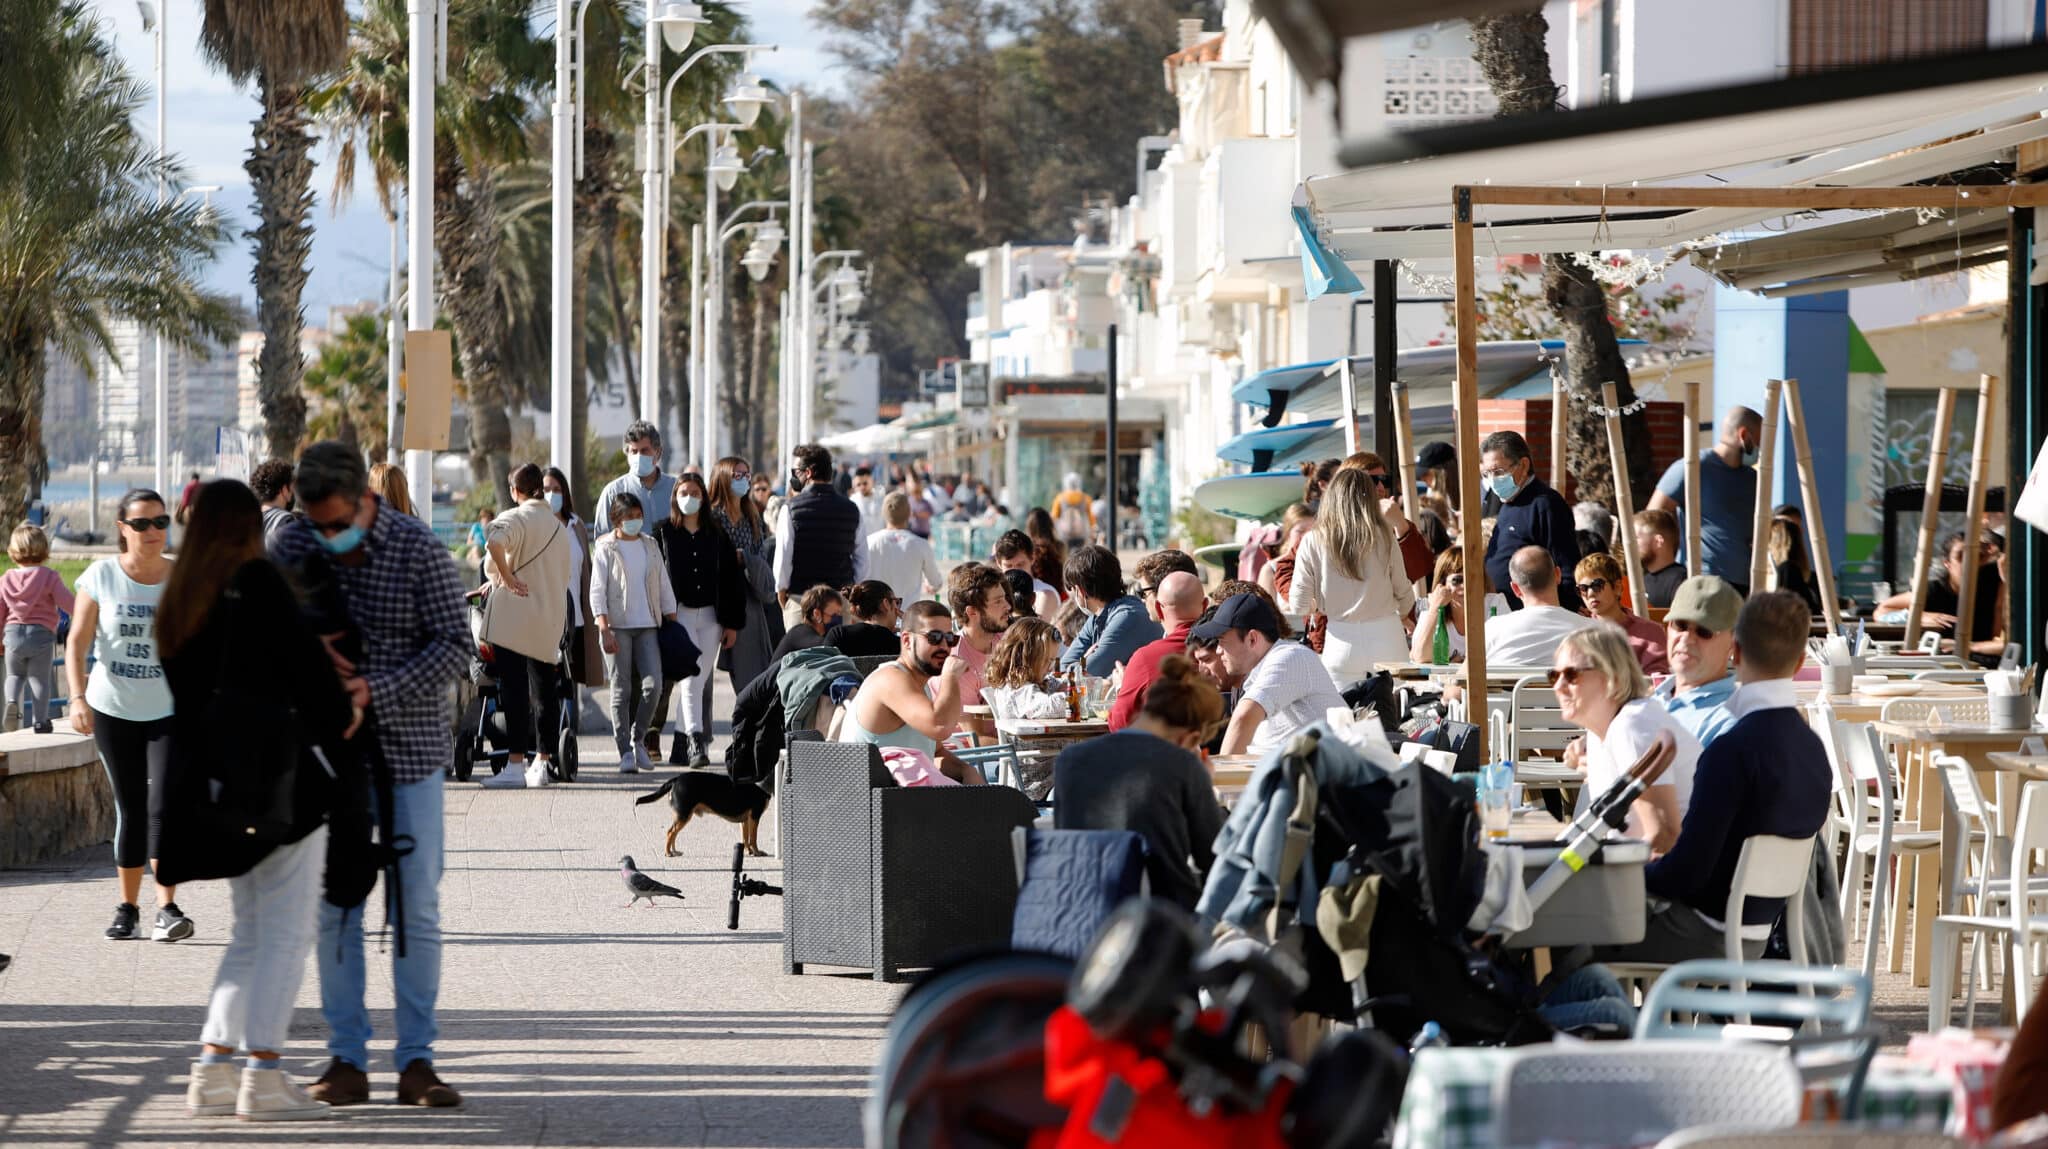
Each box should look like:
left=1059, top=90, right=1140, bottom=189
left=92, top=709, right=172, bottom=869
left=4, top=622, right=55, bottom=727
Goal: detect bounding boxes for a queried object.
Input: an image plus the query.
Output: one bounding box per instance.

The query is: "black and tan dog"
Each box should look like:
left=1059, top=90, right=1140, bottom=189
left=634, top=771, right=770, bottom=858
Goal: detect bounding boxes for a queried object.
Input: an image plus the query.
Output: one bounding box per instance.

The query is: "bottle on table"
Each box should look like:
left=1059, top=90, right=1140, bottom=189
left=1065, top=668, right=1081, bottom=722
left=1431, top=604, right=1452, bottom=666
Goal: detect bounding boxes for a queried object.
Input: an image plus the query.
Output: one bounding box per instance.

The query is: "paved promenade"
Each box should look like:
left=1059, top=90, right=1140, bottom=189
left=0, top=682, right=893, bottom=1149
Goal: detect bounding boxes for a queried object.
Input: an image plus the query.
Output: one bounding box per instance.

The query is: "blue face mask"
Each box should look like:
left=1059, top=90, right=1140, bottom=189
left=545, top=491, right=564, bottom=513
left=630, top=453, right=656, bottom=478
left=731, top=477, right=751, bottom=498
left=321, top=526, right=365, bottom=555
left=1741, top=442, right=1760, bottom=467
left=1487, top=471, right=1521, bottom=502
left=618, top=518, right=644, bottom=538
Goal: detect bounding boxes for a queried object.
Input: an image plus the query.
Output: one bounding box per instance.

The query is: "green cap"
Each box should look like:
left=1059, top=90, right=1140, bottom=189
left=1667, top=575, right=1742, bottom=633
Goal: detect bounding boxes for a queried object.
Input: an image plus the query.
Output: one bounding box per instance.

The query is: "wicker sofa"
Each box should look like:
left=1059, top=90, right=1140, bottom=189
left=781, top=734, right=1037, bottom=981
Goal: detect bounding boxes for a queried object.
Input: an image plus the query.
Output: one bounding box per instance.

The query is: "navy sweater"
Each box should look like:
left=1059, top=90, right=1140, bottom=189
left=1643, top=706, right=1831, bottom=925
left=1483, top=475, right=1583, bottom=613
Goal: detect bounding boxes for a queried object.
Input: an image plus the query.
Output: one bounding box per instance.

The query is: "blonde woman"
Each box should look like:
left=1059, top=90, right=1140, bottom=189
left=1552, top=622, right=1699, bottom=854
left=1285, top=467, right=1415, bottom=680
left=978, top=618, right=1068, bottom=720
left=367, top=462, right=416, bottom=518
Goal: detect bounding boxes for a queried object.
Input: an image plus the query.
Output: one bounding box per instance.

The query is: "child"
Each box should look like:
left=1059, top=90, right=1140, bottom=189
left=0, top=524, right=75, bottom=733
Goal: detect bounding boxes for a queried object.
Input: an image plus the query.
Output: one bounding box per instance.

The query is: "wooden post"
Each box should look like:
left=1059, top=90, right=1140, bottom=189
left=1955, top=374, right=1999, bottom=657
left=1453, top=190, right=1487, bottom=761
left=1603, top=383, right=1650, bottom=616
left=1683, top=380, right=1702, bottom=578
left=1749, top=379, right=1783, bottom=594
left=1782, top=378, right=1843, bottom=632
left=1337, top=357, right=1360, bottom=456
left=1391, top=379, right=1419, bottom=522
left=1904, top=387, right=1958, bottom=649
left=1550, top=364, right=1569, bottom=501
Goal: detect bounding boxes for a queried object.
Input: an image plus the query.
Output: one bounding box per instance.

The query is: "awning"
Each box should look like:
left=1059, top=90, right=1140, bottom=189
left=1231, top=340, right=1560, bottom=427
left=1693, top=205, right=2013, bottom=297
left=819, top=420, right=910, bottom=454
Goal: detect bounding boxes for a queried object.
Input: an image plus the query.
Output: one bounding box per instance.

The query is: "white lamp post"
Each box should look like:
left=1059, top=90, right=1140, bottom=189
left=139, top=0, right=167, bottom=491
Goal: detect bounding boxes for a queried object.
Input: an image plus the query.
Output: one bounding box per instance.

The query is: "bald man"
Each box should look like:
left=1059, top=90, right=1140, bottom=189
left=1108, top=570, right=1209, bottom=731
left=1648, top=405, right=1763, bottom=593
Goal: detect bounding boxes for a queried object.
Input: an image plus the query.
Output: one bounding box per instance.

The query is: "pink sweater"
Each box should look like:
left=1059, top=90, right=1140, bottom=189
left=0, top=565, right=75, bottom=632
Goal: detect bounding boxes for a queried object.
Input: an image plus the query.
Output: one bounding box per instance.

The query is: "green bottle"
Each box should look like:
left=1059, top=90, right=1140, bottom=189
left=1431, top=604, right=1452, bottom=665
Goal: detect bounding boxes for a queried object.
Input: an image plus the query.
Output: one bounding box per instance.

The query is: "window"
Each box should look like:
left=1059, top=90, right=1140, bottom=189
left=1787, top=0, right=1986, bottom=73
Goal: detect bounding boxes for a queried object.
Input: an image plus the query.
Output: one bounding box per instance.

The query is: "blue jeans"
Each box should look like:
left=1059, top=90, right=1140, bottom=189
left=319, top=774, right=444, bottom=1071
left=1539, top=963, right=1639, bottom=1032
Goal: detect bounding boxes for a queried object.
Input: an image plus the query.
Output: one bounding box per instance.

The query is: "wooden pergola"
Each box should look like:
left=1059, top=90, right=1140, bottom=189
left=1450, top=183, right=2048, bottom=760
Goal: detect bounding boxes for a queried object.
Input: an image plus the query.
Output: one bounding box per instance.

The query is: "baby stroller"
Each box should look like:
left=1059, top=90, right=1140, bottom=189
left=451, top=588, right=581, bottom=782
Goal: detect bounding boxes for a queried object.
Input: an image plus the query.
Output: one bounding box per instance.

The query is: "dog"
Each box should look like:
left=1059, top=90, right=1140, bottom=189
left=634, top=771, right=770, bottom=858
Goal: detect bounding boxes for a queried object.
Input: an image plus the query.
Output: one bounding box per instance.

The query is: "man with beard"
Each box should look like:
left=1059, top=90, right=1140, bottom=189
left=842, top=599, right=986, bottom=784
left=946, top=564, right=1011, bottom=705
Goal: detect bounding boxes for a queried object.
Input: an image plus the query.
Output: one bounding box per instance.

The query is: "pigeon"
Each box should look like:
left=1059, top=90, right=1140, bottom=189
left=619, top=854, right=684, bottom=908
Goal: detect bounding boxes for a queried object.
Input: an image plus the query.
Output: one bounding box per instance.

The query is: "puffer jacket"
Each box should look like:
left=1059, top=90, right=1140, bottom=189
left=1012, top=829, right=1148, bottom=960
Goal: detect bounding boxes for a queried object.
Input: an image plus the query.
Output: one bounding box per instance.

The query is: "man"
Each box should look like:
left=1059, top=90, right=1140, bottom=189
left=593, top=420, right=676, bottom=536
left=1109, top=570, right=1206, bottom=731
left=849, top=466, right=885, bottom=538
left=1133, top=548, right=1198, bottom=596
left=833, top=462, right=853, bottom=497
left=176, top=470, right=202, bottom=525
left=1647, top=406, right=1763, bottom=592
left=995, top=529, right=1061, bottom=618
left=1480, top=430, right=1582, bottom=613
left=1051, top=473, right=1095, bottom=550
left=1633, top=508, right=1687, bottom=609
left=845, top=599, right=984, bottom=783
left=1059, top=545, right=1161, bottom=677
left=1595, top=591, right=1832, bottom=964
left=1204, top=593, right=1345, bottom=756
left=1484, top=546, right=1595, bottom=667
left=1339, top=452, right=1434, bottom=581
left=249, top=458, right=296, bottom=549
left=772, top=585, right=845, bottom=660
left=1875, top=531, right=2004, bottom=658
left=1653, top=575, right=1743, bottom=747
left=866, top=491, right=944, bottom=600
left=478, top=463, right=574, bottom=789
left=270, top=442, right=468, bottom=1109
left=946, top=563, right=1010, bottom=705
left=773, top=443, right=866, bottom=630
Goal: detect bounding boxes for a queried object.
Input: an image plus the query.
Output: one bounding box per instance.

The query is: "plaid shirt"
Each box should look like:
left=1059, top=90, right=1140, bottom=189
left=272, top=497, right=470, bottom=784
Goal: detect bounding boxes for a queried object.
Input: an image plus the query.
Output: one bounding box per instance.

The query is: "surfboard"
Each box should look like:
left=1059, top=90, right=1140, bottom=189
left=1193, top=471, right=1313, bottom=522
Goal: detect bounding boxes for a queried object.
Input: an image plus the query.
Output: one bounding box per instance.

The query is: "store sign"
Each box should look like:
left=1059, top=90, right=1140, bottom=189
left=958, top=362, right=990, bottom=408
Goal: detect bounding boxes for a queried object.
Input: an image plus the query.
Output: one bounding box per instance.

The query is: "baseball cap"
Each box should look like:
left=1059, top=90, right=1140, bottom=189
left=1191, top=592, right=1281, bottom=643
left=1666, top=575, right=1742, bottom=634
left=1415, top=441, right=1456, bottom=471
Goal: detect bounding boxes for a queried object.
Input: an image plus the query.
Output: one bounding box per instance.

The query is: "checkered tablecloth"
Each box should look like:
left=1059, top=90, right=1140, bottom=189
left=1392, top=1047, right=1954, bottom=1149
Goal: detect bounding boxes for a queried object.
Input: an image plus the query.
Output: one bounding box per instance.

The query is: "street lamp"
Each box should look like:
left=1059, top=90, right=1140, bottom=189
left=741, top=244, right=776, bottom=282
left=652, top=1, right=705, bottom=51
left=725, top=73, right=771, bottom=127
left=710, top=141, right=744, bottom=191
left=140, top=0, right=169, bottom=492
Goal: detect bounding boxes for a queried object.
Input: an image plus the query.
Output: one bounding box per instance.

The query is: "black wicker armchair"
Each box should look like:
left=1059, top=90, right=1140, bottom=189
left=781, top=735, right=1038, bottom=981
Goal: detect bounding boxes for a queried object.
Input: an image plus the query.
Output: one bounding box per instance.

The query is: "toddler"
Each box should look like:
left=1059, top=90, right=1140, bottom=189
left=0, top=524, right=75, bottom=733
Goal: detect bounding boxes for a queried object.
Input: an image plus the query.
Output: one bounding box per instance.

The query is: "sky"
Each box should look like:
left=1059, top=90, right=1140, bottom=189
left=98, top=0, right=844, bottom=328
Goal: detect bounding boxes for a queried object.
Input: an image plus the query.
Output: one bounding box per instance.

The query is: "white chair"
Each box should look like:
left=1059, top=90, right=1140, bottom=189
left=1929, top=779, right=2048, bottom=1029
left=1880, top=696, right=1991, bottom=726
left=1725, top=834, right=1815, bottom=964
left=1656, top=1128, right=1961, bottom=1148
left=1493, top=1043, right=1802, bottom=1149
left=1827, top=718, right=1940, bottom=975
left=1508, top=674, right=1578, bottom=765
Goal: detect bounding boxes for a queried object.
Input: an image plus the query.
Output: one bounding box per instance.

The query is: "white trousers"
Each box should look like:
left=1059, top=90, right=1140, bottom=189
left=674, top=604, right=722, bottom=736
left=200, top=826, right=328, bottom=1054
left=1320, top=614, right=1409, bottom=684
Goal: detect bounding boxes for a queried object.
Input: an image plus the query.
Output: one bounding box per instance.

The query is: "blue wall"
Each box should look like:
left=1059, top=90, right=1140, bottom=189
left=1711, top=285, right=1850, bottom=569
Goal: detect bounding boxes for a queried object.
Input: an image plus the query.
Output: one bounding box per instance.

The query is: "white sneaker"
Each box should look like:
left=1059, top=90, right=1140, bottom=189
left=236, top=1064, right=330, bottom=1122
left=481, top=762, right=526, bottom=788
left=524, top=760, right=551, bottom=787
left=187, top=1060, right=237, bottom=1116
left=634, top=745, right=653, bottom=773
left=618, top=749, right=639, bottom=774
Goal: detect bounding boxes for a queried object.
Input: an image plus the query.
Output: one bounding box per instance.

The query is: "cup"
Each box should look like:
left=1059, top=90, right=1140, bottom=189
left=1991, top=691, right=2032, bottom=731
left=1821, top=663, right=1853, bottom=696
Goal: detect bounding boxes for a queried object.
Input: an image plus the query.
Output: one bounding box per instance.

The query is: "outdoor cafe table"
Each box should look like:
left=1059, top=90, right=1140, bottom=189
left=1871, top=717, right=2048, bottom=986
left=991, top=716, right=1111, bottom=794
left=1392, top=1046, right=1953, bottom=1149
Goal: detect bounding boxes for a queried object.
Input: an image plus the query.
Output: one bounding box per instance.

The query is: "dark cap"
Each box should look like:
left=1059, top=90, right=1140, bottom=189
left=1191, top=592, right=1281, bottom=643
left=1415, top=441, right=1455, bottom=470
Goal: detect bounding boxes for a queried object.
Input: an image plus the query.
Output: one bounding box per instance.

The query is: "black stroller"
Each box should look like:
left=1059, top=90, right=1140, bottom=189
left=450, top=589, right=581, bottom=782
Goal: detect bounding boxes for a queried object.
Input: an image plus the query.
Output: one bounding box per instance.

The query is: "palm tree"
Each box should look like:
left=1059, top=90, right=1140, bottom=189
left=304, top=312, right=391, bottom=456
left=0, top=4, right=234, bottom=528
left=0, top=0, right=71, bottom=185
left=198, top=0, right=348, bottom=462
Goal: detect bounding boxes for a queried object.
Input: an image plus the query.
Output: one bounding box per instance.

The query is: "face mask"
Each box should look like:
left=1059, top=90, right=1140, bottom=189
left=1741, top=440, right=1760, bottom=467
left=678, top=495, right=702, bottom=516
left=1487, top=472, right=1521, bottom=502
left=731, top=477, right=751, bottom=497
left=618, top=518, right=644, bottom=538
left=630, top=453, right=656, bottom=478
left=320, top=526, right=365, bottom=555
left=545, top=491, right=564, bottom=513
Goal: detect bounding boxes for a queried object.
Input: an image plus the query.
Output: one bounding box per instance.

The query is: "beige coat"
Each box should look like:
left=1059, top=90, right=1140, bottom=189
left=482, top=498, right=573, bottom=661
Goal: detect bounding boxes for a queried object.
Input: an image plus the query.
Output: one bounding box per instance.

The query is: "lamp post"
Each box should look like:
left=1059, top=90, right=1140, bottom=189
left=666, top=120, right=740, bottom=467
left=139, top=0, right=166, bottom=490
left=803, top=252, right=863, bottom=444
left=404, top=0, right=439, bottom=511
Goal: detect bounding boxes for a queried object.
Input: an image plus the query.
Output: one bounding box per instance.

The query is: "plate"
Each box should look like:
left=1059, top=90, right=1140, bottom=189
left=1860, top=682, right=1927, bottom=697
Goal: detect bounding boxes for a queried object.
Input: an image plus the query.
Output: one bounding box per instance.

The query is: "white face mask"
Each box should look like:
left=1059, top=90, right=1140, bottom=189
left=678, top=495, right=703, bottom=516
left=618, top=518, right=644, bottom=538
left=545, top=491, right=564, bottom=513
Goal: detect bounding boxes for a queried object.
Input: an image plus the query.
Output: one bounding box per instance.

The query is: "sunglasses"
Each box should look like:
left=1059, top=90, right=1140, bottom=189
left=1368, top=473, right=1391, bottom=489
left=1546, top=664, right=1599, bottom=687
left=1670, top=620, right=1719, bottom=641
left=1576, top=578, right=1610, bottom=594
left=1136, top=583, right=1158, bottom=598
left=1444, top=574, right=1465, bottom=587
left=119, top=515, right=171, bottom=532
left=918, top=630, right=962, bottom=647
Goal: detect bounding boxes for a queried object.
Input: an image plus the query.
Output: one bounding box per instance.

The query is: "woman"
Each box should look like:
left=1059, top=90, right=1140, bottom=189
left=1574, top=552, right=1669, bottom=675
left=1876, top=531, right=2004, bottom=656
left=153, top=481, right=358, bottom=1121
left=1023, top=507, right=1066, bottom=590
left=751, top=472, right=781, bottom=532
left=1553, top=623, right=1699, bottom=855
left=904, top=476, right=936, bottom=538
left=368, top=462, right=416, bottom=518
left=1268, top=504, right=1324, bottom=653
left=1286, top=468, right=1415, bottom=680
left=979, top=617, right=1069, bottom=720
left=652, top=473, right=744, bottom=766
left=1409, top=547, right=1472, bottom=663
left=708, top=456, right=782, bottom=695
left=67, top=489, right=186, bottom=942
left=1052, top=655, right=1227, bottom=909
left=824, top=580, right=903, bottom=656
left=1766, top=516, right=1823, bottom=615
left=1000, top=568, right=1040, bottom=620
left=476, top=464, right=572, bottom=789
left=542, top=466, right=605, bottom=694
left=589, top=491, right=678, bottom=773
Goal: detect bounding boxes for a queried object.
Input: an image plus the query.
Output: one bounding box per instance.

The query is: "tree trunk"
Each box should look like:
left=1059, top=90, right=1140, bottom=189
left=0, top=339, right=48, bottom=532
left=1467, top=12, right=1652, bottom=507
left=748, top=279, right=774, bottom=463
left=721, top=274, right=749, bottom=462
left=250, top=74, right=315, bottom=461
left=661, top=208, right=692, bottom=464
left=435, top=150, right=513, bottom=507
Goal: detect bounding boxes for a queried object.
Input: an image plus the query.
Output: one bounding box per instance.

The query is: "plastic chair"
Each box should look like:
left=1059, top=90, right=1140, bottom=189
left=1912, top=670, right=1988, bottom=683
left=1929, top=779, right=2048, bottom=1030
left=1636, top=960, right=1878, bottom=1112
left=1508, top=674, right=1577, bottom=766
left=1829, top=719, right=1940, bottom=974
left=1724, top=834, right=1814, bottom=965
left=1492, top=1043, right=1802, bottom=1149
left=1880, top=696, right=1991, bottom=727
left=952, top=740, right=1025, bottom=791
left=1656, top=1128, right=1961, bottom=1148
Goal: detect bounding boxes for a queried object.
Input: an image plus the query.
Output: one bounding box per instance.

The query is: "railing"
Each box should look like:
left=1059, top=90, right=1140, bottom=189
left=932, top=521, right=1001, bottom=566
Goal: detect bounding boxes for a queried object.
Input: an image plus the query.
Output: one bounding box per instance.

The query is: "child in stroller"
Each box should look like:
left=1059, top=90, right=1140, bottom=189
left=451, top=588, right=582, bottom=782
